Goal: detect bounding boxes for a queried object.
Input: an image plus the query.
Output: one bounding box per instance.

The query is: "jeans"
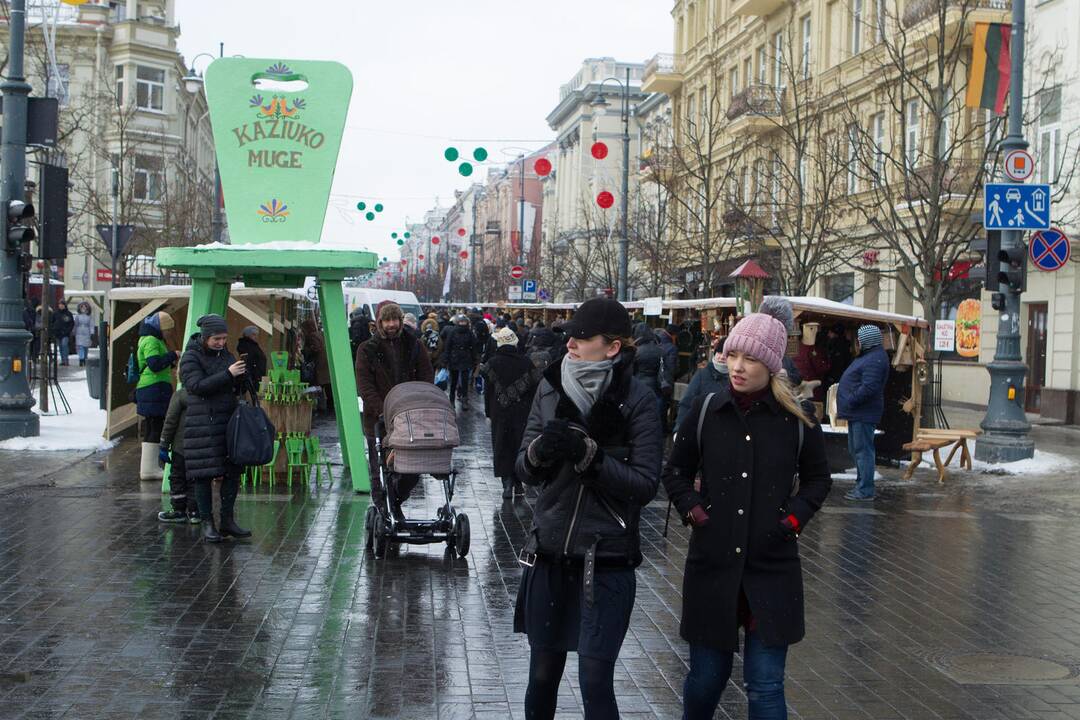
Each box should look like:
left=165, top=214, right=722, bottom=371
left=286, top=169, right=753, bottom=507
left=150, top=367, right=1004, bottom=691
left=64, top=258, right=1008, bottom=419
left=77, top=345, right=89, bottom=363
left=58, top=336, right=69, bottom=363
left=683, top=631, right=788, bottom=720
left=846, top=420, right=877, bottom=498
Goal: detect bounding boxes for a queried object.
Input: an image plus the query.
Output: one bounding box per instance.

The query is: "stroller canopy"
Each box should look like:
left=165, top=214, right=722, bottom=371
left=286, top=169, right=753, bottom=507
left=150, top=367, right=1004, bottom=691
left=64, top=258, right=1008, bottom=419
left=383, top=381, right=453, bottom=421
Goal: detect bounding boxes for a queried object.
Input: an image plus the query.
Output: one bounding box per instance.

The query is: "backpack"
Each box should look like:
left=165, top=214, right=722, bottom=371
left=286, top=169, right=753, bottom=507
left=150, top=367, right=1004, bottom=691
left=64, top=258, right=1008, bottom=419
left=126, top=353, right=140, bottom=384
left=226, top=387, right=276, bottom=466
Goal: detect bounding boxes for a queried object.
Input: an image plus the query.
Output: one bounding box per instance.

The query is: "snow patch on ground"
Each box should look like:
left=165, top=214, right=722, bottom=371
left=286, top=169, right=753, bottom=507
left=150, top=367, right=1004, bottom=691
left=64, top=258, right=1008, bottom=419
left=969, top=449, right=1075, bottom=477
left=0, top=372, right=115, bottom=452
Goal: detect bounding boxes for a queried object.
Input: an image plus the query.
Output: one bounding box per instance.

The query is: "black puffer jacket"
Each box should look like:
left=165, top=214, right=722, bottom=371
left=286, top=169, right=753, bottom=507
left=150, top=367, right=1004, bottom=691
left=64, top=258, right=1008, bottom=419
left=445, top=324, right=477, bottom=371
left=515, top=354, right=663, bottom=566
left=632, top=323, right=671, bottom=397
left=526, top=327, right=559, bottom=370
left=179, top=334, right=241, bottom=479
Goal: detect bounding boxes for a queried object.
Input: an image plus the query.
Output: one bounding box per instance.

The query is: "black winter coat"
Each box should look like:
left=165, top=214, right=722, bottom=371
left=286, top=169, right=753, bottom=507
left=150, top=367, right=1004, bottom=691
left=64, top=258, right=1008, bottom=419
left=179, top=334, right=242, bottom=480
left=663, top=386, right=832, bottom=651
left=237, top=336, right=267, bottom=388
left=480, top=345, right=540, bottom=478
left=445, top=325, right=477, bottom=371
left=516, top=354, right=663, bottom=566
left=49, top=308, right=74, bottom=340
left=632, top=326, right=671, bottom=397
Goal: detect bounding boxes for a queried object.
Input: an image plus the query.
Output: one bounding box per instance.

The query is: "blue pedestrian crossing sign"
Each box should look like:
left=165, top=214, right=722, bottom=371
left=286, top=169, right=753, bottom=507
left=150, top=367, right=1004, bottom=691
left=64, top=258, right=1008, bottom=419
left=1029, top=228, right=1071, bottom=272
left=984, top=183, right=1051, bottom=231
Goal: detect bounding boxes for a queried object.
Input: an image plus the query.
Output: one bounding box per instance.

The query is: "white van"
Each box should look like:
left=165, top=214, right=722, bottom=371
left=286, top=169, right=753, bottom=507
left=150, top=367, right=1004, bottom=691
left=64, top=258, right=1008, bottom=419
left=343, top=288, right=423, bottom=323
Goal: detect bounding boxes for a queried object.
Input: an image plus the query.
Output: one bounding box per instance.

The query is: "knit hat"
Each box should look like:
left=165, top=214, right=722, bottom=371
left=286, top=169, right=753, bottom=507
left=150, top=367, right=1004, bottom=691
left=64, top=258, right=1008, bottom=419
left=403, top=313, right=418, bottom=329
left=722, top=297, right=792, bottom=374
left=857, top=324, right=883, bottom=350
left=196, top=313, right=227, bottom=336
left=144, top=311, right=174, bottom=333
left=377, top=301, right=403, bottom=323
left=493, top=326, right=518, bottom=348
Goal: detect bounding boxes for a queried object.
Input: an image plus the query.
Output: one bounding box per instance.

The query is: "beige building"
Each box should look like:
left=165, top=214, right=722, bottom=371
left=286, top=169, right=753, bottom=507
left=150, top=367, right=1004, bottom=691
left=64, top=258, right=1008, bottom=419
left=3, top=0, right=216, bottom=292
left=641, top=0, right=1080, bottom=422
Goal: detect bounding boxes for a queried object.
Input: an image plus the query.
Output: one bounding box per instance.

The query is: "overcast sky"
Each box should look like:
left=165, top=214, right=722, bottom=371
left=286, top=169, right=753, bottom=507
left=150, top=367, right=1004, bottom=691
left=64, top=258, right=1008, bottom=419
left=174, top=0, right=672, bottom=261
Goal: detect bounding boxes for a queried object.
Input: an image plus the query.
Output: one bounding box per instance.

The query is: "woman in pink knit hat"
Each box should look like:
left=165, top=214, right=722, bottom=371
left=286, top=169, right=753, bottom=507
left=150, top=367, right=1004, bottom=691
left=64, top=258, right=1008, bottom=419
left=663, top=296, right=832, bottom=720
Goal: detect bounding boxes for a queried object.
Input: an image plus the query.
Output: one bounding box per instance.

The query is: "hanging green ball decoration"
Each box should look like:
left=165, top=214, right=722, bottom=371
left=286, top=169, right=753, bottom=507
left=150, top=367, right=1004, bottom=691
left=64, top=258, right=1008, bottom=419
left=444, top=147, right=459, bottom=162
left=365, top=212, right=375, bottom=221
left=473, top=147, right=488, bottom=162
left=357, top=201, right=366, bottom=211
left=374, top=203, right=384, bottom=213
left=391, top=232, right=397, bottom=238
left=404, top=232, right=411, bottom=238
left=459, top=162, right=474, bottom=177
left=396, top=239, right=404, bottom=246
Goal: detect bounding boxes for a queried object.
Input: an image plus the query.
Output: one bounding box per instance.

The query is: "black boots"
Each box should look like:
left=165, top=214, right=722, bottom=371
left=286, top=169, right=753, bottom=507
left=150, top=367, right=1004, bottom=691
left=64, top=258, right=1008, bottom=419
left=203, top=521, right=223, bottom=543
left=219, top=475, right=251, bottom=538
left=194, top=480, right=221, bottom=542
left=501, top=477, right=525, bottom=499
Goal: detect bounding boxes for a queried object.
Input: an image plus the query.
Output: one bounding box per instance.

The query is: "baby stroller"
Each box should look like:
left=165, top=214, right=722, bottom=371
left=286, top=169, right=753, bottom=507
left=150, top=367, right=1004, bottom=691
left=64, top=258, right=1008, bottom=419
left=364, top=381, right=471, bottom=558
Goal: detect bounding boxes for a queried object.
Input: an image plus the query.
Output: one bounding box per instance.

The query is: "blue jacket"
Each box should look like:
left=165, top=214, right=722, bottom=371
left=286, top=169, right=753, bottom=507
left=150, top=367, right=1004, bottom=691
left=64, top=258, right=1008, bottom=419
left=674, top=362, right=728, bottom=431
left=836, top=345, right=889, bottom=424
left=655, top=329, right=677, bottom=374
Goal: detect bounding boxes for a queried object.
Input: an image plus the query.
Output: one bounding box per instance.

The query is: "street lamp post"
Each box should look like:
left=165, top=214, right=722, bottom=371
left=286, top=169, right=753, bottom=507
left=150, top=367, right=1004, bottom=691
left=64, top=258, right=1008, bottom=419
left=591, top=67, right=632, bottom=302
left=183, top=46, right=224, bottom=244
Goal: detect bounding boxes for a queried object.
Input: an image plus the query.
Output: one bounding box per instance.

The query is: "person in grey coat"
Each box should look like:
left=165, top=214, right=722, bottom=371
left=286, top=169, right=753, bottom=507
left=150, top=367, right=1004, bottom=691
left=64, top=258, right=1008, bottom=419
left=74, top=302, right=94, bottom=366
left=514, top=297, right=662, bottom=720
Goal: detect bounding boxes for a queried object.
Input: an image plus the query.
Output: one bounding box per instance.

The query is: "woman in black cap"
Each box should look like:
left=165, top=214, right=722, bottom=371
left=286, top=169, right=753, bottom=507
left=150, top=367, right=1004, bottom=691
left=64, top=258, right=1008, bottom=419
left=179, top=314, right=251, bottom=543
left=514, top=297, right=663, bottom=720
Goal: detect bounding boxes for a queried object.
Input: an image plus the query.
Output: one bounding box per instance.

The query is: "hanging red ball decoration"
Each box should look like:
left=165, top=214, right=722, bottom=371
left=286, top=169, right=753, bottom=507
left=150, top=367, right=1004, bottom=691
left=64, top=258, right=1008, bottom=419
left=419, top=268, right=426, bottom=274
left=457, top=227, right=467, bottom=237
left=596, top=191, right=614, bottom=209
left=459, top=250, right=469, bottom=259
left=400, top=259, right=407, bottom=266
left=431, top=236, right=440, bottom=245
left=418, top=254, right=425, bottom=260
left=534, top=157, right=552, bottom=176
left=591, top=142, right=608, bottom=160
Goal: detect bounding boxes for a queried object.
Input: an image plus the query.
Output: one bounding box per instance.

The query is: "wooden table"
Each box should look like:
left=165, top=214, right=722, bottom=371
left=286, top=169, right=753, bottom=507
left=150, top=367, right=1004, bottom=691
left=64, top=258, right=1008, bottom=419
left=902, top=428, right=982, bottom=483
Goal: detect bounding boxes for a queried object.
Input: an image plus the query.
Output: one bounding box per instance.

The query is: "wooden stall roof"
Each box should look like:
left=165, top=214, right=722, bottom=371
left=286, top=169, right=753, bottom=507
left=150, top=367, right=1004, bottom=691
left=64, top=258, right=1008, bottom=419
left=108, top=283, right=307, bottom=302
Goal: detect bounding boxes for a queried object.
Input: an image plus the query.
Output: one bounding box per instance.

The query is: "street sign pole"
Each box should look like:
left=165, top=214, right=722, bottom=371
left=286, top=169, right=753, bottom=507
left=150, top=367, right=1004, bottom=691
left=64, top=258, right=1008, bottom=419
left=0, top=0, right=40, bottom=440
left=977, top=0, right=1034, bottom=463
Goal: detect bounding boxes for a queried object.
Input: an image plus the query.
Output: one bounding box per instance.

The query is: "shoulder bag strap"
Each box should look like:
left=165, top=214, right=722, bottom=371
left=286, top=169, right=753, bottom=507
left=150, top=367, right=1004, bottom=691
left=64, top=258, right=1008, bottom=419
left=696, top=392, right=715, bottom=457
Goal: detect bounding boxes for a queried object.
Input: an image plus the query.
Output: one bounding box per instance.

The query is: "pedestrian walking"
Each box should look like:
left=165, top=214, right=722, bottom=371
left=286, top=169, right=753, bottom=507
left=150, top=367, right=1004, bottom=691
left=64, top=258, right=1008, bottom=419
left=837, top=324, right=889, bottom=501
left=157, top=387, right=199, bottom=524
left=50, top=300, right=74, bottom=366
left=301, top=318, right=333, bottom=417
left=237, top=326, right=267, bottom=388
left=136, top=311, right=179, bottom=481
left=179, top=314, right=251, bottom=543
left=514, top=296, right=662, bottom=720
left=480, top=326, right=540, bottom=499
left=444, top=315, right=477, bottom=410
left=663, top=296, right=832, bottom=720
left=632, top=322, right=673, bottom=422
left=525, top=325, right=559, bottom=371
left=349, top=307, right=372, bottom=360
left=355, top=301, right=434, bottom=517
left=74, top=302, right=94, bottom=367
left=674, top=339, right=729, bottom=431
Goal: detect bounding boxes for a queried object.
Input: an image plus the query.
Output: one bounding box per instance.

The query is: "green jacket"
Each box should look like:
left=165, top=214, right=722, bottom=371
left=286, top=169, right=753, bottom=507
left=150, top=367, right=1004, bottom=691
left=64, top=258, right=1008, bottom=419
left=160, top=388, right=188, bottom=455
left=137, top=334, right=174, bottom=389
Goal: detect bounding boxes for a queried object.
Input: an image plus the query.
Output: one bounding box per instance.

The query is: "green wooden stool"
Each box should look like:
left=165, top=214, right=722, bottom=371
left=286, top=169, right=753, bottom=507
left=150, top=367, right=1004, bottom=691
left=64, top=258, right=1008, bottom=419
left=285, top=433, right=309, bottom=487
left=307, top=436, right=334, bottom=486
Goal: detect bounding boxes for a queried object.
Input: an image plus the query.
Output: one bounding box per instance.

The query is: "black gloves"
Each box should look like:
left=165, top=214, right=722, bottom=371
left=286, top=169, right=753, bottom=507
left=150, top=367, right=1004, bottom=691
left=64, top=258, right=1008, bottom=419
left=564, top=427, right=588, bottom=464
left=778, top=513, right=800, bottom=541
left=530, top=419, right=571, bottom=466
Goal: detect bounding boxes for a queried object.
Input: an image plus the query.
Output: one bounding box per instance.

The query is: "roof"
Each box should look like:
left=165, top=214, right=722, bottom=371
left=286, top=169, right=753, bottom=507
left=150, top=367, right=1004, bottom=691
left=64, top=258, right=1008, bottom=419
left=108, top=283, right=308, bottom=302
left=729, top=260, right=770, bottom=279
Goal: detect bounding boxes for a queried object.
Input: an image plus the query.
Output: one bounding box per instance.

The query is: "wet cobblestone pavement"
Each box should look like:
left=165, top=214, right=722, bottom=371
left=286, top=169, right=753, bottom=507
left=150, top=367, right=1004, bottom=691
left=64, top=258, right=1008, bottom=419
left=4, top=402, right=1080, bottom=719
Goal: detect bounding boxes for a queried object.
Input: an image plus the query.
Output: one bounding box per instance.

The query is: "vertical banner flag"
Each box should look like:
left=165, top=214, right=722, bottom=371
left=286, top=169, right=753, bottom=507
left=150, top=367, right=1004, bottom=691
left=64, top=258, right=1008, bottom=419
left=442, top=262, right=453, bottom=299
left=966, top=23, right=1012, bottom=115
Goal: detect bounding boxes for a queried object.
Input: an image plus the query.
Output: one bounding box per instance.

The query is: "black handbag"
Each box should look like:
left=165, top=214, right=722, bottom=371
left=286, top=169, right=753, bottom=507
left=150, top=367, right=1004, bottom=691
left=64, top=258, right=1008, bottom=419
left=227, top=382, right=276, bottom=467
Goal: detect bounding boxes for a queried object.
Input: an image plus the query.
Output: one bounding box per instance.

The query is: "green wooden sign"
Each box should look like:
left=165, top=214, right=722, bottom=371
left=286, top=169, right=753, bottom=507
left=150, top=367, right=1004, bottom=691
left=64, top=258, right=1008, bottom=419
left=204, top=58, right=353, bottom=245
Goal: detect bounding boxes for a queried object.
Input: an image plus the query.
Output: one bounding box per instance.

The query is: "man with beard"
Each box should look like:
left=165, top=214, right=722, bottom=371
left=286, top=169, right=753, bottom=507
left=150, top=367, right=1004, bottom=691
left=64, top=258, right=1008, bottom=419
left=355, top=301, right=435, bottom=516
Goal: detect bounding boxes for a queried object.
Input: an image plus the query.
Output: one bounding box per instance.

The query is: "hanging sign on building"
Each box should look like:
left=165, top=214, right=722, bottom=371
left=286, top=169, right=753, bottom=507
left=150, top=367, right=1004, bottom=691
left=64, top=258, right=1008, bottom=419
left=205, top=58, right=352, bottom=245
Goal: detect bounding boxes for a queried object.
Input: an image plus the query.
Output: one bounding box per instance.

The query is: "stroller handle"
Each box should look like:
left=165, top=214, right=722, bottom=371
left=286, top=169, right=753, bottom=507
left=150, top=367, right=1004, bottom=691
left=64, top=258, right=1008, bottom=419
left=374, top=416, right=386, bottom=440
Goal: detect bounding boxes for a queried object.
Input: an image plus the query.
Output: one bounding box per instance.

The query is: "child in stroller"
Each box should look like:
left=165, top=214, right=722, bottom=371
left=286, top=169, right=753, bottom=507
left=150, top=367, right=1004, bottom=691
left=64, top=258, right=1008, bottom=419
left=365, top=381, right=471, bottom=558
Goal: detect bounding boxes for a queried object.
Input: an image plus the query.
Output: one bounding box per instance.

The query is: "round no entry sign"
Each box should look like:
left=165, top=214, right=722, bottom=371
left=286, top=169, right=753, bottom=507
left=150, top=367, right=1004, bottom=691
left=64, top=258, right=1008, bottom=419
left=1029, top=228, right=1071, bottom=271
left=509, top=265, right=524, bottom=280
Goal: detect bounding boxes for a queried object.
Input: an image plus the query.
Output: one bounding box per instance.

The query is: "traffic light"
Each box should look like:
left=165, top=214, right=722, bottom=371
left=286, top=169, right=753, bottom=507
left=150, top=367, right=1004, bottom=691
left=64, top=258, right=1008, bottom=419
left=998, top=244, right=1027, bottom=293
left=3, top=200, right=35, bottom=253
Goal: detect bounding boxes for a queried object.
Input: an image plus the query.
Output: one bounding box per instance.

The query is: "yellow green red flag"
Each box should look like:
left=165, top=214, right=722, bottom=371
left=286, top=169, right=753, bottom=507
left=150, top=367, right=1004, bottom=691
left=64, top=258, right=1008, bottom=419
left=966, top=22, right=1012, bottom=115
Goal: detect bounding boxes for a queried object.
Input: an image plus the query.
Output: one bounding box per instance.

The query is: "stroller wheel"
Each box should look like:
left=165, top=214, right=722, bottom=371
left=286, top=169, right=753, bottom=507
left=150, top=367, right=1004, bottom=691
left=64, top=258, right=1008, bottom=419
left=364, top=505, right=377, bottom=551
left=373, top=516, right=389, bottom=558
left=454, top=513, right=470, bottom=558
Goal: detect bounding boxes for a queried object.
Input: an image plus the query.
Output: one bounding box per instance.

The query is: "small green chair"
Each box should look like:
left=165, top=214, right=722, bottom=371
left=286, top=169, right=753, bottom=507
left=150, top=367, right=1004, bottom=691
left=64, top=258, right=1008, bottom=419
left=285, top=434, right=309, bottom=487
left=307, top=436, right=334, bottom=486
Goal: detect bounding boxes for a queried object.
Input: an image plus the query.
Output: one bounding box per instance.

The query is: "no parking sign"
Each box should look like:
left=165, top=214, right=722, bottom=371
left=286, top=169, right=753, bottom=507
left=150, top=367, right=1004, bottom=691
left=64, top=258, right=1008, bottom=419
left=1029, top=228, right=1071, bottom=272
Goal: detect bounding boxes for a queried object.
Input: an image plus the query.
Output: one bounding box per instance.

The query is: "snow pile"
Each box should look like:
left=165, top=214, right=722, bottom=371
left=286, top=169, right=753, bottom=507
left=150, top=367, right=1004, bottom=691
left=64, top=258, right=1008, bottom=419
left=0, top=372, right=115, bottom=453
left=969, top=449, right=1075, bottom=477
left=193, top=241, right=370, bottom=252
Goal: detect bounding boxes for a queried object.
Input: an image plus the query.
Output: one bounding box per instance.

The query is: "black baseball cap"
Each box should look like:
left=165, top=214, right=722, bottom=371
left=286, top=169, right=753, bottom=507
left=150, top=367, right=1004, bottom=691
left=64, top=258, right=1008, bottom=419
left=562, top=297, right=633, bottom=339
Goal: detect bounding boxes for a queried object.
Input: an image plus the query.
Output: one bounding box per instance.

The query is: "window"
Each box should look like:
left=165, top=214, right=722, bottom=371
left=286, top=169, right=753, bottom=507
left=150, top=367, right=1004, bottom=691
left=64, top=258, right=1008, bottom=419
left=756, top=46, right=767, bottom=84
left=1038, top=87, right=1062, bottom=184
left=824, top=273, right=855, bottom=304
left=742, top=166, right=751, bottom=205
left=938, top=89, right=956, bottom=161
left=699, top=87, right=708, bottom=127
left=801, top=15, right=812, bottom=78
left=871, top=112, right=885, bottom=179
left=905, top=99, right=920, bottom=169
left=850, top=0, right=863, bottom=56
left=47, top=63, right=70, bottom=107
left=753, top=158, right=766, bottom=206
left=114, top=64, right=125, bottom=107
left=847, top=124, right=859, bottom=194
left=109, top=1, right=126, bottom=22
left=798, top=152, right=808, bottom=190
left=771, top=159, right=782, bottom=220
left=686, top=92, right=696, bottom=133
left=875, top=0, right=886, bottom=42
left=773, top=31, right=784, bottom=87
left=743, top=57, right=752, bottom=90
left=135, top=65, right=165, bottom=111
left=729, top=67, right=739, bottom=98
left=134, top=154, right=164, bottom=202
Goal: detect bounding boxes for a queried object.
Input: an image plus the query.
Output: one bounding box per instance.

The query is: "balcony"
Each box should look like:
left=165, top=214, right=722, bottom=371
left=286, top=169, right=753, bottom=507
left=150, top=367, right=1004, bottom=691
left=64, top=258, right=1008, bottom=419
left=902, top=0, right=1010, bottom=29
left=726, top=84, right=784, bottom=135
left=731, top=0, right=787, bottom=18
left=642, top=53, right=684, bottom=94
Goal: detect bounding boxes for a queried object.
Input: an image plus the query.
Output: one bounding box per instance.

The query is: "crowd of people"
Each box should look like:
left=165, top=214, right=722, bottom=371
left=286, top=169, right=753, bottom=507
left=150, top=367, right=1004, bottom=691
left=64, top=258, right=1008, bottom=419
left=125, top=293, right=889, bottom=719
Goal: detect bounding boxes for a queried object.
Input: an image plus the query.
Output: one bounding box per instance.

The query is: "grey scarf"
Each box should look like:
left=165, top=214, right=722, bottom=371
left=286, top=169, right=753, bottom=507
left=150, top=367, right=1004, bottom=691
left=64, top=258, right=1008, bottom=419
left=561, top=357, right=614, bottom=418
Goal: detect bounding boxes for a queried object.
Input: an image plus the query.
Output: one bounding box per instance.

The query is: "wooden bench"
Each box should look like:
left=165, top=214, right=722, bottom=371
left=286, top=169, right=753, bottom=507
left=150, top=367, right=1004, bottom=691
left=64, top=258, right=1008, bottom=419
left=902, top=428, right=982, bottom=484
